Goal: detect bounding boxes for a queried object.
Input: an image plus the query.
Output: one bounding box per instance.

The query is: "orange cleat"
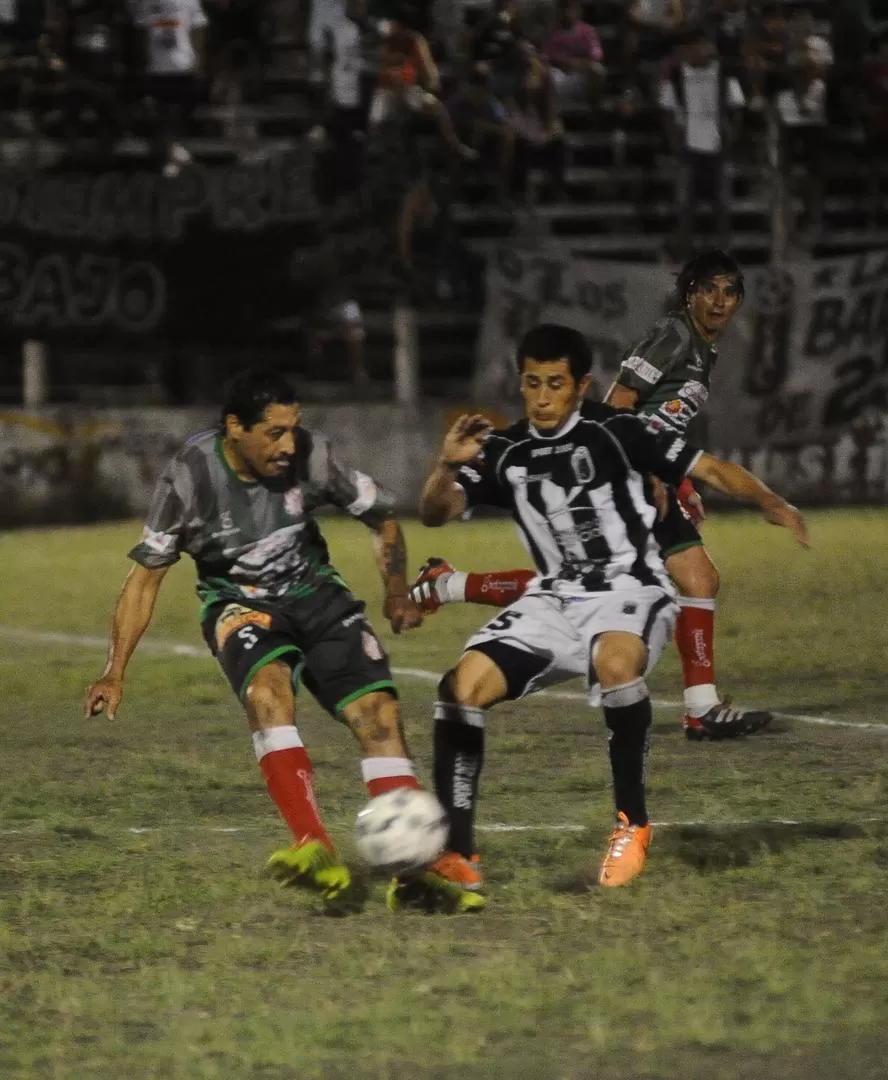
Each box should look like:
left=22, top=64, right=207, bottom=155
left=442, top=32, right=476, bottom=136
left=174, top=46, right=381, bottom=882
left=598, top=812, right=652, bottom=888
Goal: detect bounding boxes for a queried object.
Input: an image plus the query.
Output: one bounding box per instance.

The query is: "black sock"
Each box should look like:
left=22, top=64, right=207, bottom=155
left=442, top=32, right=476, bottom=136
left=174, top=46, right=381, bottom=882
left=601, top=678, right=652, bottom=826
left=433, top=700, right=485, bottom=858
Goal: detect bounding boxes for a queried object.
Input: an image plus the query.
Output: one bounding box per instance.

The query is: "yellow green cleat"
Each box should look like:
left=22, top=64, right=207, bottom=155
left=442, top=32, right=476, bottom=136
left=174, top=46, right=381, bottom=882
left=266, top=839, right=366, bottom=914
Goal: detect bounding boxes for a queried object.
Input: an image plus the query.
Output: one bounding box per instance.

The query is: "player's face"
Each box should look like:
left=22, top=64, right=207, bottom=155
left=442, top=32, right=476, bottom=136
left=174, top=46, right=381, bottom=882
left=228, top=403, right=301, bottom=479
left=520, top=358, right=590, bottom=432
left=688, top=274, right=742, bottom=337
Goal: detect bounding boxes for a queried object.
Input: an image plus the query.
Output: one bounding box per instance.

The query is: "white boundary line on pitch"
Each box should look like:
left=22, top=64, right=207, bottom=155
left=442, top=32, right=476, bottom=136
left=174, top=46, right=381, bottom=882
left=0, top=625, right=884, bottom=733
left=2, top=817, right=885, bottom=838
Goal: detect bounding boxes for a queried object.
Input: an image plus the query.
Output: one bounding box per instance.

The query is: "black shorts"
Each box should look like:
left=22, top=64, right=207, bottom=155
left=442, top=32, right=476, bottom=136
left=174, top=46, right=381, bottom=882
left=653, top=487, right=703, bottom=558
left=201, top=581, right=397, bottom=716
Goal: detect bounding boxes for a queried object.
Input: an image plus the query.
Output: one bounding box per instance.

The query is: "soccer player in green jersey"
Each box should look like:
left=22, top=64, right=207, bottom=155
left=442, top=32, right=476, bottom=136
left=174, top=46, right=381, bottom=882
left=410, top=250, right=772, bottom=740
left=84, top=369, right=428, bottom=912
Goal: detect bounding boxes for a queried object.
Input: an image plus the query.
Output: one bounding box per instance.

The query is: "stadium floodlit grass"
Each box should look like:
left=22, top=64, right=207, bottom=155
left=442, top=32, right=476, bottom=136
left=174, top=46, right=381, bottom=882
left=1, top=509, right=887, bottom=1080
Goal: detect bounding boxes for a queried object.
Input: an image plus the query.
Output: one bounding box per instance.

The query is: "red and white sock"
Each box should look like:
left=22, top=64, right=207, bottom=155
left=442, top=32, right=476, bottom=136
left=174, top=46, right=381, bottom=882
left=675, top=597, right=720, bottom=718
left=252, top=726, right=334, bottom=850
left=463, top=569, right=536, bottom=607
left=361, top=756, right=422, bottom=798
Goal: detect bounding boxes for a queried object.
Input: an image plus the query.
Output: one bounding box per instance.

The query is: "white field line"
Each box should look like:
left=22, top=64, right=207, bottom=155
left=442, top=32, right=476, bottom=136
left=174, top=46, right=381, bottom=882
left=2, top=817, right=885, bottom=839
left=0, top=625, right=884, bottom=733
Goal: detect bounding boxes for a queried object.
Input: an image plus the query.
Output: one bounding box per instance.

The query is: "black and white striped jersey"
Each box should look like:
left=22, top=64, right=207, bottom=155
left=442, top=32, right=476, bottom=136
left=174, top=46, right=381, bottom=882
left=455, top=402, right=702, bottom=594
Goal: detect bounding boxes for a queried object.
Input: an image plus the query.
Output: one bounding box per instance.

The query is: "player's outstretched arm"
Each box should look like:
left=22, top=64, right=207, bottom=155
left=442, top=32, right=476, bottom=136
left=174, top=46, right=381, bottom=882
left=690, top=454, right=810, bottom=548
left=419, top=413, right=491, bottom=526
left=372, top=516, right=424, bottom=634
left=83, top=564, right=169, bottom=719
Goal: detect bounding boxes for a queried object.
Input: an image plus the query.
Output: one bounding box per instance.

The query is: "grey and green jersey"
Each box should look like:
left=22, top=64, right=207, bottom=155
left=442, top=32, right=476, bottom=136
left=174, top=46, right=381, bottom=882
left=129, top=428, right=393, bottom=611
left=615, top=309, right=718, bottom=434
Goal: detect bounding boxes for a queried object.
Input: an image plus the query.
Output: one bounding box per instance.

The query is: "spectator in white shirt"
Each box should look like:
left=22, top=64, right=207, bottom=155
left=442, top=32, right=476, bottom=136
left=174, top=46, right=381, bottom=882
left=317, top=0, right=369, bottom=206
left=658, top=28, right=745, bottom=255
left=776, top=36, right=831, bottom=240
left=132, top=0, right=208, bottom=176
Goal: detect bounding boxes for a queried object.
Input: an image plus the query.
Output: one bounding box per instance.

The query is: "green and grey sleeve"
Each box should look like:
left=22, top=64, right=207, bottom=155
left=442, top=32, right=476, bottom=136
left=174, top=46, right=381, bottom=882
left=616, top=317, right=688, bottom=393
left=128, top=457, right=192, bottom=569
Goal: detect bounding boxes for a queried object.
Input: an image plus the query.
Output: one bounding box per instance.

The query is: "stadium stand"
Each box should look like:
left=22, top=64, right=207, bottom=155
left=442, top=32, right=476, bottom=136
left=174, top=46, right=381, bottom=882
left=0, top=0, right=886, bottom=401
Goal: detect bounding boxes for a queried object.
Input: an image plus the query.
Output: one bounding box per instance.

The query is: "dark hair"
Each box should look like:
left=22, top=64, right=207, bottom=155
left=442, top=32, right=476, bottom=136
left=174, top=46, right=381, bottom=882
left=220, top=368, right=298, bottom=430
left=676, top=249, right=745, bottom=306
left=516, top=323, right=592, bottom=382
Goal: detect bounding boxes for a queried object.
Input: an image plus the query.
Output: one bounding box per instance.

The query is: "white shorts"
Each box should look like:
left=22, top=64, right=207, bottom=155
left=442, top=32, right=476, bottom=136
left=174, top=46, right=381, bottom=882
left=463, top=585, right=677, bottom=703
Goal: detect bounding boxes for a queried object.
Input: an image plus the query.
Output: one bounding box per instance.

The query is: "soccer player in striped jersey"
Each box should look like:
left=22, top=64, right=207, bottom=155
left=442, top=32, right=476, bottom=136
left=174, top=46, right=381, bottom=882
left=83, top=368, right=427, bottom=913
left=389, top=323, right=807, bottom=908
left=412, top=250, right=767, bottom=741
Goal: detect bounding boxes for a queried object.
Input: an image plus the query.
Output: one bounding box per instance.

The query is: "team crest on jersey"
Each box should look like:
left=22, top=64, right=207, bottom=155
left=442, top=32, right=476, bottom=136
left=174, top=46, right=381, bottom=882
left=284, top=487, right=304, bottom=517
left=663, top=399, right=684, bottom=416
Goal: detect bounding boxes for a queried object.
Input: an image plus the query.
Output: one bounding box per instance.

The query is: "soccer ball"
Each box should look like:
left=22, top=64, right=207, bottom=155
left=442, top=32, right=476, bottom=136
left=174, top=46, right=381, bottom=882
left=355, top=788, right=448, bottom=873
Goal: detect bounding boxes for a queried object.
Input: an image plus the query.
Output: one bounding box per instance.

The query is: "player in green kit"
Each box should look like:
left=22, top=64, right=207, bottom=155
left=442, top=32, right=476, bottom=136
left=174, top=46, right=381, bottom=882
left=410, top=250, right=770, bottom=741
left=84, top=369, right=428, bottom=912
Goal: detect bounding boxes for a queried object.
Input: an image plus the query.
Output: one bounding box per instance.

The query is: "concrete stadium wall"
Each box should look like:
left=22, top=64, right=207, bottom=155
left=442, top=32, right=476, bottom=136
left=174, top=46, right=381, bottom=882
left=1, top=403, right=886, bottom=528
left=0, top=404, right=465, bottom=527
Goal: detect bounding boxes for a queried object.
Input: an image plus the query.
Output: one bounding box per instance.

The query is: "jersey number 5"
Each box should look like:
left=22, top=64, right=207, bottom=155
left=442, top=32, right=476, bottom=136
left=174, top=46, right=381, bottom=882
left=238, top=626, right=260, bottom=650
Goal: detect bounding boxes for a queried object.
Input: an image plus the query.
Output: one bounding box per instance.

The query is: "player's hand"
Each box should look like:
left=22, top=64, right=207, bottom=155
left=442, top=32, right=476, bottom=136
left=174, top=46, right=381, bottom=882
left=384, top=594, right=425, bottom=634
left=763, top=500, right=810, bottom=548
left=83, top=676, right=124, bottom=720
left=440, top=414, right=492, bottom=467
left=678, top=478, right=705, bottom=524
left=650, top=476, right=669, bottom=520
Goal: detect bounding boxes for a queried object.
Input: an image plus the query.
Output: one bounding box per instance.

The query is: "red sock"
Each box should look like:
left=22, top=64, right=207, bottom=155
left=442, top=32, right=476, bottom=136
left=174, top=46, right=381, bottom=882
left=361, top=756, right=422, bottom=797
left=674, top=598, right=720, bottom=714
left=465, top=569, right=536, bottom=607
left=253, top=727, right=334, bottom=850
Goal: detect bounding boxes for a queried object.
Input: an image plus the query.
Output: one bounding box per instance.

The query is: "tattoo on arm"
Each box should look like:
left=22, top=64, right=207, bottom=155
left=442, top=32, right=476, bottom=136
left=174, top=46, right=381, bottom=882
left=382, top=538, right=407, bottom=581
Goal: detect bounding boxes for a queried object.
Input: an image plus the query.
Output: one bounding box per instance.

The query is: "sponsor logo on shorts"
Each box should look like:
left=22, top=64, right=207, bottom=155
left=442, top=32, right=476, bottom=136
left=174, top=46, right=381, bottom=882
left=362, top=630, right=384, bottom=661
left=622, top=603, right=637, bottom=614
left=623, top=355, right=662, bottom=384
left=215, top=603, right=272, bottom=650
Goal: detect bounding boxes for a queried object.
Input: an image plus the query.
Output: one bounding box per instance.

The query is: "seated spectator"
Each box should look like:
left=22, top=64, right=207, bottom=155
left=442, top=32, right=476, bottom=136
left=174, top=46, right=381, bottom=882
left=862, top=31, right=888, bottom=220
left=369, top=9, right=439, bottom=127
left=707, top=0, right=749, bottom=76
left=625, top=0, right=683, bottom=97
left=658, top=28, right=745, bottom=256
left=58, top=0, right=124, bottom=158
left=470, top=0, right=529, bottom=101
left=542, top=0, right=606, bottom=108
left=507, top=50, right=566, bottom=204
left=745, top=3, right=789, bottom=109
left=446, top=63, right=514, bottom=198
left=776, top=36, right=829, bottom=240
left=131, top=0, right=208, bottom=177
left=315, top=0, right=368, bottom=208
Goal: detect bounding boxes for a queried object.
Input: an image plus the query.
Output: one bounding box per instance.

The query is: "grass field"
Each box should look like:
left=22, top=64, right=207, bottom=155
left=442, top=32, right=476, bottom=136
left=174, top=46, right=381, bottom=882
left=1, top=509, right=887, bottom=1080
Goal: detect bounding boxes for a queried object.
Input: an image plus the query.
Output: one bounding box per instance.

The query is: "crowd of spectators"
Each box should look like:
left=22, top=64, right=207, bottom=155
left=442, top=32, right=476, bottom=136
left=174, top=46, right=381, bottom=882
left=1, top=2, right=887, bottom=260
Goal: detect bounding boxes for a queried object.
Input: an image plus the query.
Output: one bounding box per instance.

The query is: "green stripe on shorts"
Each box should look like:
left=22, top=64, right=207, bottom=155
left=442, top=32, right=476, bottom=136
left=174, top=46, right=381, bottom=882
left=238, top=645, right=303, bottom=702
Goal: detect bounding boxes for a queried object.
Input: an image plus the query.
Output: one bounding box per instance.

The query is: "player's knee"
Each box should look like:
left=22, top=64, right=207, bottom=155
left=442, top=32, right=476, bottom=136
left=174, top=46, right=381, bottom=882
left=668, top=549, right=720, bottom=598
left=445, top=662, right=491, bottom=710
left=592, top=639, right=647, bottom=689
left=244, top=674, right=290, bottom=723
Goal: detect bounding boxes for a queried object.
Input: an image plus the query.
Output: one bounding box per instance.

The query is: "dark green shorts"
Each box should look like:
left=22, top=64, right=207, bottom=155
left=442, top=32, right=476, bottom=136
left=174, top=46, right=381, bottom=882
left=201, top=582, right=397, bottom=716
left=653, top=486, right=703, bottom=558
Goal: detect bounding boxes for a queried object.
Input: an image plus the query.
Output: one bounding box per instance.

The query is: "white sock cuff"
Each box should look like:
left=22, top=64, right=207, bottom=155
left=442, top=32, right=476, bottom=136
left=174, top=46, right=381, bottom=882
left=677, top=596, right=716, bottom=611
left=252, top=725, right=304, bottom=762
left=434, top=700, right=485, bottom=728
left=600, top=678, right=650, bottom=709
left=360, top=756, right=416, bottom=783
left=684, top=684, right=720, bottom=715
left=443, top=571, right=468, bottom=603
